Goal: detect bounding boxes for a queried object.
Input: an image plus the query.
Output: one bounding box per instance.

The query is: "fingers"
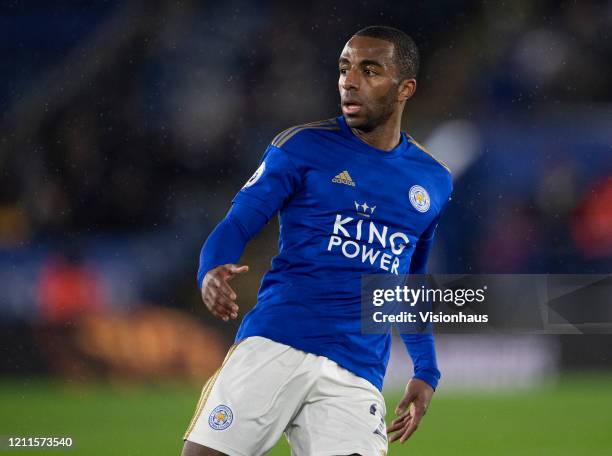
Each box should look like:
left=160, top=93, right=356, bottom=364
left=388, top=402, right=414, bottom=443
left=210, top=275, right=237, bottom=301
left=390, top=387, right=430, bottom=444
left=398, top=404, right=425, bottom=443
left=225, top=264, right=249, bottom=278
left=395, top=391, right=416, bottom=416
left=207, top=301, right=237, bottom=322
left=387, top=414, right=412, bottom=435
left=214, top=289, right=238, bottom=314
left=201, top=264, right=250, bottom=322
left=203, top=294, right=229, bottom=321
left=208, top=304, right=231, bottom=321
left=206, top=290, right=239, bottom=321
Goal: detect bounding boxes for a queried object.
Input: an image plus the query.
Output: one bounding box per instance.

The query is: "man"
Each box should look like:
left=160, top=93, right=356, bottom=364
left=182, top=25, right=452, bottom=456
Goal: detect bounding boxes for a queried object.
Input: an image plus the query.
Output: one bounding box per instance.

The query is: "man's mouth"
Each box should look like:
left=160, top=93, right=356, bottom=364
left=342, top=102, right=362, bottom=115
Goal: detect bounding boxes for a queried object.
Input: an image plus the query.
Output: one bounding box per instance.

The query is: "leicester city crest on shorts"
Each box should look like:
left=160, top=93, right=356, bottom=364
left=409, top=185, right=430, bottom=213
left=208, top=405, right=233, bottom=430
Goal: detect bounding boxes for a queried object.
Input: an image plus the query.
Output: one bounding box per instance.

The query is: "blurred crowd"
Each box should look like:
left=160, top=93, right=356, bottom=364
left=0, top=0, right=610, bottom=331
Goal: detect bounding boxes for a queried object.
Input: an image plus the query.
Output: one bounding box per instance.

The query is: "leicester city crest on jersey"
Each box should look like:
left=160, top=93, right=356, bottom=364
left=208, top=405, right=233, bottom=430
left=409, top=185, right=430, bottom=213
left=243, top=162, right=265, bottom=189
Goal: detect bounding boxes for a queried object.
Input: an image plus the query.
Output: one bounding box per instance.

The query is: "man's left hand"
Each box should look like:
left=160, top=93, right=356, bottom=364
left=387, top=378, right=434, bottom=443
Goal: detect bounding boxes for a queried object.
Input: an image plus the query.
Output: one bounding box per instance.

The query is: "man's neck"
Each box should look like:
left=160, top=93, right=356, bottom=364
left=350, top=115, right=403, bottom=151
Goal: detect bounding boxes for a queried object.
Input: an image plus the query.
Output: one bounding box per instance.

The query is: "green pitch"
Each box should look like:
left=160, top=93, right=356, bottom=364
left=1, top=374, right=611, bottom=455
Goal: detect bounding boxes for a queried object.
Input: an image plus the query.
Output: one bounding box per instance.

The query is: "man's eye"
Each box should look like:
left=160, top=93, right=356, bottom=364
left=339, top=68, right=347, bottom=74
left=365, top=69, right=376, bottom=76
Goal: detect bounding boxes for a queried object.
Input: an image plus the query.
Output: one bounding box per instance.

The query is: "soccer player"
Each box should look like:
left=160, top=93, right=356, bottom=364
left=182, top=25, right=452, bottom=456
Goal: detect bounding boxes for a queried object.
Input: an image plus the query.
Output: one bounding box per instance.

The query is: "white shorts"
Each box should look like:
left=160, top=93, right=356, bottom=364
left=184, top=336, right=388, bottom=456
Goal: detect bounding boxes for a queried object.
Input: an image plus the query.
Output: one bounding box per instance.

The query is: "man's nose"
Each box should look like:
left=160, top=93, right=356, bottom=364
left=342, top=68, right=360, bottom=91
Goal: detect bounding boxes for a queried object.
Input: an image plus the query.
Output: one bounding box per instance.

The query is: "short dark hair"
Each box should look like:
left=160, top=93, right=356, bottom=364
left=353, top=25, right=420, bottom=80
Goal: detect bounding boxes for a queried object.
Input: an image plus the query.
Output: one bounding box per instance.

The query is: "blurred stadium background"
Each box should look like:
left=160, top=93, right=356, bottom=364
left=1, top=1, right=611, bottom=454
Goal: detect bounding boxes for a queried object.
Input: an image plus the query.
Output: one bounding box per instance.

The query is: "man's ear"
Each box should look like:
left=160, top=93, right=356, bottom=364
left=398, top=78, right=417, bottom=102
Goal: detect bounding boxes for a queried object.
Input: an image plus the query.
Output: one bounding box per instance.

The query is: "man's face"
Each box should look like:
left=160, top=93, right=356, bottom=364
left=338, top=36, right=402, bottom=131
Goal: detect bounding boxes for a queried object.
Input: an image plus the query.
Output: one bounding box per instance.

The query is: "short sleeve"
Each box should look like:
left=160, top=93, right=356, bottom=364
left=232, top=144, right=301, bottom=221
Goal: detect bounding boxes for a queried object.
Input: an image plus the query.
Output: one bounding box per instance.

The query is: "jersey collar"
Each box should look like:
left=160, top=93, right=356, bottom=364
left=337, top=115, right=407, bottom=159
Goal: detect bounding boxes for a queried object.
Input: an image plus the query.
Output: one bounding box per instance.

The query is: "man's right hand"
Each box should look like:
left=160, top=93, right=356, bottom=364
left=201, top=264, right=249, bottom=321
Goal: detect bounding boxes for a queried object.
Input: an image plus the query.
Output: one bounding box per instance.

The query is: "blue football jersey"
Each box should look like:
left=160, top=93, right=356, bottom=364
left=233, top=116, right=452, bottom=390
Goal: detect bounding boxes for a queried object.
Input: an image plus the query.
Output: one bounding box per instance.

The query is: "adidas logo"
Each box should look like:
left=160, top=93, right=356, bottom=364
left=332, top=170, right=356, bottom=187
